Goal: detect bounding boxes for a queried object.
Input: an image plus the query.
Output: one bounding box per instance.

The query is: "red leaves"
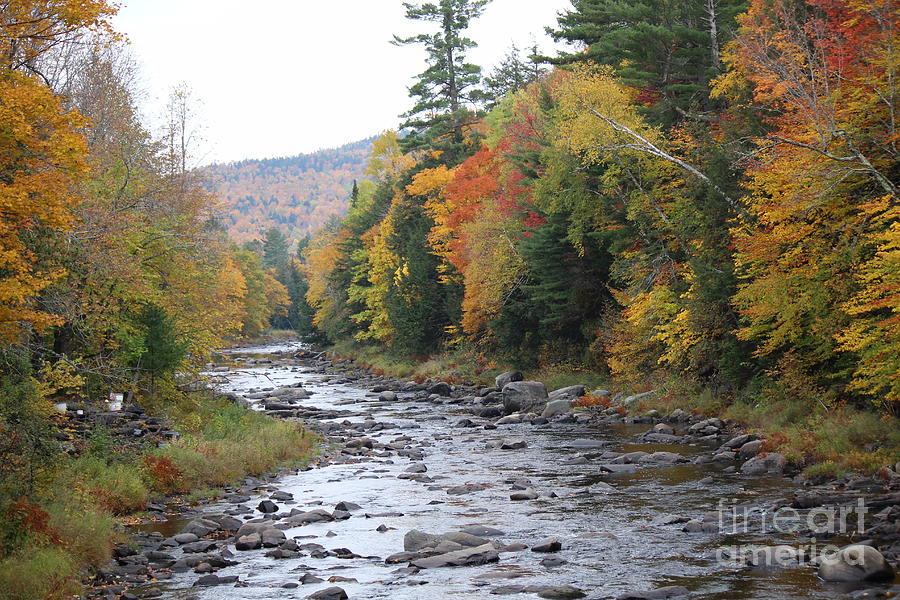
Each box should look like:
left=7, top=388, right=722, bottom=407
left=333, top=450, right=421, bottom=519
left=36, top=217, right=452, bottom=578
left=142, top=456, right=183, bottom=495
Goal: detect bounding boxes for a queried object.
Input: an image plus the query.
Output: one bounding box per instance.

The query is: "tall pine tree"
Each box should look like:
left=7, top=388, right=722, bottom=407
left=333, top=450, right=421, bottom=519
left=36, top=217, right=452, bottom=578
left=393, top=0, right=491, bottom=161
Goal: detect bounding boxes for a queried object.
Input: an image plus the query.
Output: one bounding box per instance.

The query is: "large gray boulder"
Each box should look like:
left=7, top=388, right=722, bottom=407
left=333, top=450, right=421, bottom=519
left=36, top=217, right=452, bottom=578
left=495, top=371, right=523, bottom=388
left=818, top=545, right=894, bottom=582
left=304, top=587, right=348, bottom=600
left=404, top=530, right=444, bottom=552
left=181, top=518, right=220, bottom=537
left=741, top=452, right=786, bottom=475
left=502, top=381, right=548, bottom=415
left=234, top=533, right=261, bottom=551
left=286, top=509, right=334, bottom=526
left=410, top=543, right=499, bottom=568
left=403, top=529, right=490, bottom=552
left=548, top=385, right=585, bottom=400
left=428, top=381, right=452, bottom=396
left=542, top=398, right=574, bottom=419
left=620, top=389, right=656, bottom=407
left=270, top=386, right=310, bottom=400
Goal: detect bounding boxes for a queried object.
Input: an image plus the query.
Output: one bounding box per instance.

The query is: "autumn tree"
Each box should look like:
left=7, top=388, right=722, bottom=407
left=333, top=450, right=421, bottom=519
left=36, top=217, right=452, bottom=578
left=548, top=0, right=746, bottom=123
left=724, top=0, right=899, bottom=405
left=483, top=43, right=545, bottom=106
left=0, top=0, right=119, bottom=342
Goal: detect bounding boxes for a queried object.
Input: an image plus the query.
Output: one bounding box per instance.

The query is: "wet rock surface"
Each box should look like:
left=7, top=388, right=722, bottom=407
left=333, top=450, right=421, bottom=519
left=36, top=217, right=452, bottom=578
left=93, top=341, right=899, bottom=600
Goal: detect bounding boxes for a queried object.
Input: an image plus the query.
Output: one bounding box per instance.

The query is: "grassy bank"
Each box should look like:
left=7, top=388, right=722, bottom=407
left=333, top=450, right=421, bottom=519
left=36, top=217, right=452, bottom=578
left=328, top=340, right=900, bottom=478
left=0, top=392, right=318, bottom=600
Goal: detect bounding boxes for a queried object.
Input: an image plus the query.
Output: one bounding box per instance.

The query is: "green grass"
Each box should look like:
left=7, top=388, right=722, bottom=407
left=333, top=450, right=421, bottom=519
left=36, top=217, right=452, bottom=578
left=0, top=390, right=318, bottom=599
left=0, top=545, right=80, bottom=600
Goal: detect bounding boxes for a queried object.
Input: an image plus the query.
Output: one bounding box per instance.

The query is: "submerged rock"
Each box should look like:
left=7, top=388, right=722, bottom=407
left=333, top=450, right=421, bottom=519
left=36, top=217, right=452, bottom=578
left=617, top=586, right=691, bottom=599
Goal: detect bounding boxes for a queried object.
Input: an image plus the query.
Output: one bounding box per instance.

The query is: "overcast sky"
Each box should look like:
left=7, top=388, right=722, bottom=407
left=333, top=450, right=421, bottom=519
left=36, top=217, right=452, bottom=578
left=113, top=0, right=574, bottom=165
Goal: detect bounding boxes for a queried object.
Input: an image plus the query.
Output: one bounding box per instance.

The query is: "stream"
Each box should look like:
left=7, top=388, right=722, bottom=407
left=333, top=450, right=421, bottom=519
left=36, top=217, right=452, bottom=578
left=133, top=342, right=898, bottom=600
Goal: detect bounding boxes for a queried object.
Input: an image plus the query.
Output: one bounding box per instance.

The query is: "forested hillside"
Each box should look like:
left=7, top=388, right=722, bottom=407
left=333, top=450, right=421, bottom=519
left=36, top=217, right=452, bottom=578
left=206, top=138, right=373, bottom=242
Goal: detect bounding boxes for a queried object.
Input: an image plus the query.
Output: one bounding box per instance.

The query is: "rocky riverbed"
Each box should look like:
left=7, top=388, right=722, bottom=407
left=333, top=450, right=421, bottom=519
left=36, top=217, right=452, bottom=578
left=97, top=342, right=899, bottom=600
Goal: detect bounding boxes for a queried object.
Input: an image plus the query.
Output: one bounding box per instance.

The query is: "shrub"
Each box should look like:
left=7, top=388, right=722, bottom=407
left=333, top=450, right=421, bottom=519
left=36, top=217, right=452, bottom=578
left=0, top=546, right=79, bottom=600
left=142, top=456, right=184, bottom=495
left=70, top=455, right=149, bottom=515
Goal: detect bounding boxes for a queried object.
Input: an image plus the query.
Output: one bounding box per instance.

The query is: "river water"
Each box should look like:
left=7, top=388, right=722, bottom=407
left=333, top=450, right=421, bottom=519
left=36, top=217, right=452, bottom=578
left=142, top=342, right=894, bottom=600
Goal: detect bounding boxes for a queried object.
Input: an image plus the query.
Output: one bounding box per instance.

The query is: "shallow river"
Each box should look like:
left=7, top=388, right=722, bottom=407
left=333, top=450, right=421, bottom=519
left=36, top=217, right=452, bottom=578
left=143, top=342, right=893, bottom=600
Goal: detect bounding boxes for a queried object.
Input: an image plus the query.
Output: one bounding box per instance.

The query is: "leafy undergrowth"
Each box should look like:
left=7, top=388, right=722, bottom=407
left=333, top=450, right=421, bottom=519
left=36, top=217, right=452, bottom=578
left=0, top=392, right=318, bottom=600
left=624, top=379, right=900, bottom=476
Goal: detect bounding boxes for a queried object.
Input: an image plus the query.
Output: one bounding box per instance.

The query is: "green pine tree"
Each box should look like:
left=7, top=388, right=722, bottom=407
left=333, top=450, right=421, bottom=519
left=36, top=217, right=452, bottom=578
left=393, top=0, right=492, bottom=160
left=262, top=227, right=290, bottom=272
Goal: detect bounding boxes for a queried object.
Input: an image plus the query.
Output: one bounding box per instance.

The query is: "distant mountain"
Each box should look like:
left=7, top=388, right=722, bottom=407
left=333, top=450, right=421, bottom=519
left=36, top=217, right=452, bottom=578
left=206, top=137, right=374, bottom=243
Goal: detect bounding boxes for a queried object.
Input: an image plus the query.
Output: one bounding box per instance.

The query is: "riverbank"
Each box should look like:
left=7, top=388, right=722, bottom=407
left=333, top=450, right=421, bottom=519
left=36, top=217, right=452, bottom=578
left=326, top=340, right=900, bottom=480
left=96, top=342, right=897, bottom=600
left=0, top=387, right=318, bottom=600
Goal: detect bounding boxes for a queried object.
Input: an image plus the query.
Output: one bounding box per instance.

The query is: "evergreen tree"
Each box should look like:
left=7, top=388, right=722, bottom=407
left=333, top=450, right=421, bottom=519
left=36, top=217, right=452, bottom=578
left=133, top=304, right=188, bottom=383
left=262, top=227, right=290, bottom=272
left=385, top=193, right=445, bottom=356
left=547, top=0, right=745, bottom=124
left=483, top=43, right=545, bottom=106
left=393, top=0, right=491, bottom=159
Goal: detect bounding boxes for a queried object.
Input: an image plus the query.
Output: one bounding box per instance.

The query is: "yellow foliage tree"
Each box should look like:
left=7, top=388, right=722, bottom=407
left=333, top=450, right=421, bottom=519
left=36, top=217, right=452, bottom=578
left=0, top=69, right=89, bottom=341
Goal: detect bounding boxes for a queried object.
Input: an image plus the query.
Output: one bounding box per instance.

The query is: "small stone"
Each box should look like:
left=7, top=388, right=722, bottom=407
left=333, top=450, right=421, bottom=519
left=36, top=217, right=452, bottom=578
left=537, top=586, right=587, bottom=599
left=304, top=587, right=348, bottom=600
left=531, top=538, right=562, bottom=553
left=510, top=489, right=538, bottom=501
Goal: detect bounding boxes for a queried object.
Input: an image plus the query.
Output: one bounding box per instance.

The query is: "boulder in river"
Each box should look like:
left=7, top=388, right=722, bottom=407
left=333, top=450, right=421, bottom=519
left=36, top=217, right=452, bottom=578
left=304, top=587, right=348, bottom=600
left=495, top=371, right=523, bottom=388
left=537, top=586, right=587, bottom=599
left=287, top=509, right=335, bottom=525
left=410, top=543, right=500, bottom=568
left=460, top=525, right=504, bottom=537
left=235, top=533, right=261, bottom=550
left=404, top=529, right=491, bottom=552
left=548, top=385, right=586, bottom=400
left=531, top=538, right=562, bottom=553
left=181, top=518, right=220, bottom=537
left=510, top=488, right=538, bottom=501
left=542, top=398, right=574, bottom=419
left=502, top=381, right=548, bottom=415
left=738, top=440, right=763, bottom=459
left=818, top=545, right=895, bottom=582
left=193, top=574, right=239, bottom=587
left=428, top=381, right=453, bottom=396
left=740, top=452, right=786, bottom=475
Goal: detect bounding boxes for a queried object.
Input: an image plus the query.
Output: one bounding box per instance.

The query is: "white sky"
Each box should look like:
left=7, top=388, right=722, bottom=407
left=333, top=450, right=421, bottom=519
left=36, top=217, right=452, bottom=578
left=113, top=0, right=574, bottom=165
